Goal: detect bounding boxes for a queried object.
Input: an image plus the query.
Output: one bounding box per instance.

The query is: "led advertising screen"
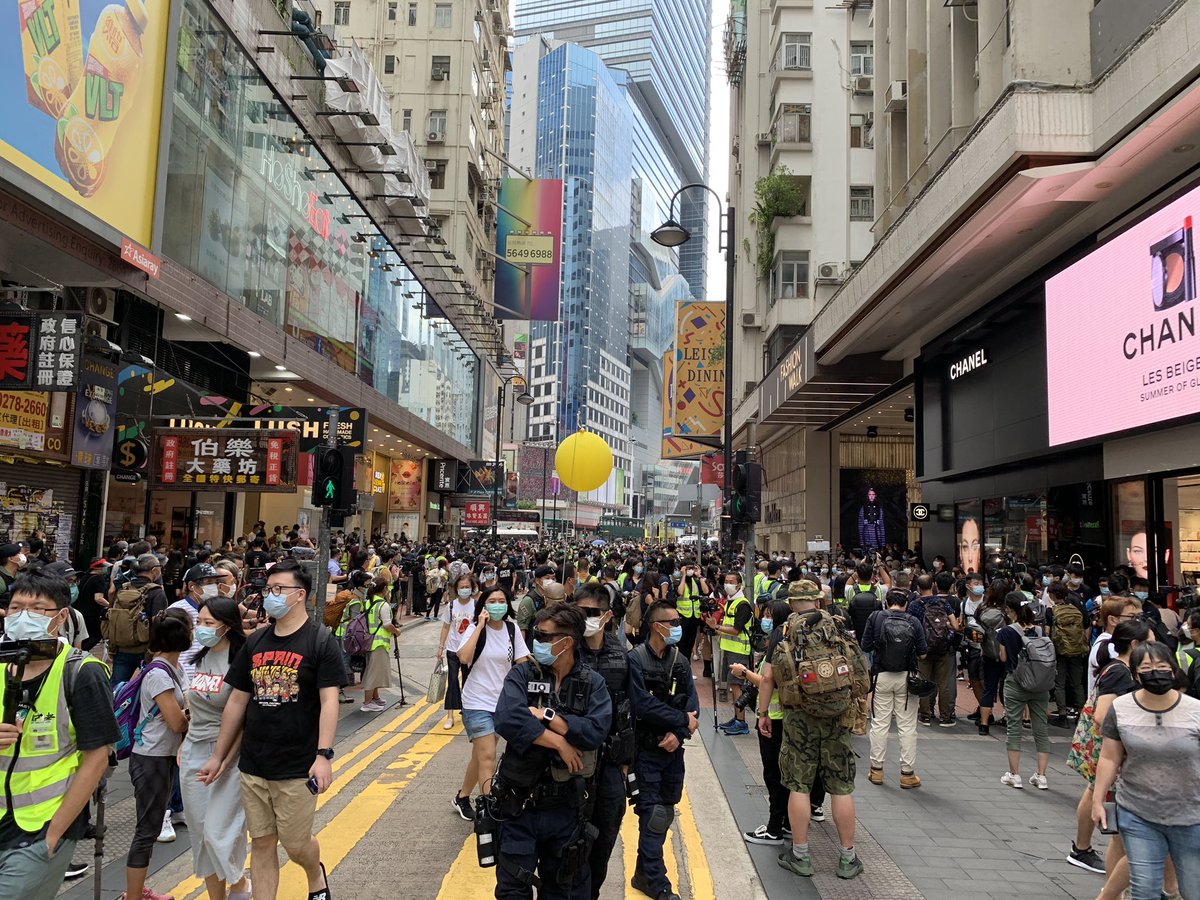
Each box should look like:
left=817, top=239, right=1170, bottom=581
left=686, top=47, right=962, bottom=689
left=1046, top=183, right=1200, bottom=445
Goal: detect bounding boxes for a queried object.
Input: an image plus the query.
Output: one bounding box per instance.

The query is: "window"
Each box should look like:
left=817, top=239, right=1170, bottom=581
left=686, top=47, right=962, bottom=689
left=850, top=41, right=874, bottom=76
left=469, top=121, right=477, bottom=148
left=775, top=103, right=811, bottom=143
left=427, top=109, right=447, bottom=135
left=773, top=252, right=809, bottom=301
left=849, top=113, right=872, bottom=148
left=781, top=33, right=811, bottom=70
left=401, top=108, right=412, bottom=132
left=434, top=2, right=451, bottom=26
left=850, top=186, right=874, bottom=221
left=407, top=2, right=417, bottom=26
left=387, top=2, right=396, bottom=20
left=333, top=1, right=350, bottom=25
left=384, top=54, right=396, bottom=74
left=471, top=67, right=479, bottom=96
left=431, top=55, right=450, bottom=80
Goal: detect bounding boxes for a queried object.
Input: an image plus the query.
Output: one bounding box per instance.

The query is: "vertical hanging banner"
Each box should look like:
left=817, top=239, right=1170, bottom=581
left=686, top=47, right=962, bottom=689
left=672, top=302, right=725, bottom=446
left=661, top=353, right=715, bottom=460
left=494, top=178, right=564, bottom=320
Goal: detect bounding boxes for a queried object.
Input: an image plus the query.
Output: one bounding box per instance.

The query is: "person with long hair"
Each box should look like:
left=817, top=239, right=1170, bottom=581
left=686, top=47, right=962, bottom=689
left=360, top=576, right=402, bottom=713
left=437, top=573, right=479, bottom=730
left=997, top=595, right=1052, bottom=790
left=975, top=578, right=1011, bottom=735
left=180, top=597, right=251, bottom=900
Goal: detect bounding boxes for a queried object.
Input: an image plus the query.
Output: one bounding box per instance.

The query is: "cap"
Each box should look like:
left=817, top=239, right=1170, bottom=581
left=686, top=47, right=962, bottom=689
left=0, top=543, right=20, bottom=562
left=534, top=564, right=556, bottom=579
left=184, top=562, right=220, bottom=583
left=45, top=561, right=78, bottom=579
left=135, top=553, right=161, bottom=572
left=89, top=558, right=109, bottom=570
left=787, top=579, right=822, bottom=601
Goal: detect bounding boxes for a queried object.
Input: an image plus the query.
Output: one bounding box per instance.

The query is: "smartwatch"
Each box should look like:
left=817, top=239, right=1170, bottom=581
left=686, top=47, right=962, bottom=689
left=316, top=748, right=335, bottom=760
left=542, top=708, right=557, bottom=724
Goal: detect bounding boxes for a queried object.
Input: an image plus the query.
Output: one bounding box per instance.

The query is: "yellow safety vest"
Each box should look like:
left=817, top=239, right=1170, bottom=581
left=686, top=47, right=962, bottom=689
left=753, top=573, right=767, bottom=600
left=758, top=657, right=782, bottom=720
left=367, top=599, right=392, bottom=652
left=336, top=596, right=365, bottom=637
left=719, top=595, right=752, bottom=656
left=676, top=580, right=699, bottom=619
left=0, top=647, right=100, bottom=832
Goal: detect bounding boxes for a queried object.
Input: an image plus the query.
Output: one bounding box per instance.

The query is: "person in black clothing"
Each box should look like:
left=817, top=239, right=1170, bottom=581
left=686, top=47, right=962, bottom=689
left=73, top=560, right=110, bottom=652
left=108, top=554, right=171, bottom=686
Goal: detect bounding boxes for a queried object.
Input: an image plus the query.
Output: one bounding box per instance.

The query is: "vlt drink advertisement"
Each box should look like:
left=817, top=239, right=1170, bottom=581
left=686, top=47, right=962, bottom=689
left=1, top=0, right=168, bottom=244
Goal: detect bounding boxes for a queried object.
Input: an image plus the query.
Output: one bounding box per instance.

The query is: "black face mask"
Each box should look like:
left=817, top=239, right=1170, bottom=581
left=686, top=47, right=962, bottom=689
left=1137, top=670, right=1176, bottom=696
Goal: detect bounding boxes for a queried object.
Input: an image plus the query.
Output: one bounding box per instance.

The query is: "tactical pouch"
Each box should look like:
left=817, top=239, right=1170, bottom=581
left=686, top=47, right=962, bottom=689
left=551, top=749, right=597, bottom=782
left=606, top=728, right=635, bottom=766
left=556, top=821, right=600, bottom=887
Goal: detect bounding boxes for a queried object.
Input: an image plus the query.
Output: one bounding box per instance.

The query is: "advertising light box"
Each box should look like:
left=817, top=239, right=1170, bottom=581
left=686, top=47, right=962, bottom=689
left=1046, top=183, right=1200, bottom=445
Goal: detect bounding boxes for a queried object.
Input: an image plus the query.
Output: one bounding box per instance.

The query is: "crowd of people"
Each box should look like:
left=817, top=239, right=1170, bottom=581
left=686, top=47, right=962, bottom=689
left=1, top=529, right=1200, bottom=900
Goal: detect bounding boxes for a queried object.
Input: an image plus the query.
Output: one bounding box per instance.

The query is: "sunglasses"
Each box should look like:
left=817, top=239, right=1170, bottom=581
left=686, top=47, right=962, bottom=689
left=577, top=608, right=604, bottom=618
left=656, top=619, right=683, bottom=628
left=532, top=629, right=564, bottom=643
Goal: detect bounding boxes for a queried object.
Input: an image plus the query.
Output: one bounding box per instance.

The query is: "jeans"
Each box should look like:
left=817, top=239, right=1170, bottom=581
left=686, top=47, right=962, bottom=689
left=1118, top=806, right=1200, bottom=900
left=917, top=652, right=954, bottom=720
left=109, top=650, right=144, bottom=686
left=1053, top=654, right=1087, bottom=713
left=869, top=671, right=919, bottom=773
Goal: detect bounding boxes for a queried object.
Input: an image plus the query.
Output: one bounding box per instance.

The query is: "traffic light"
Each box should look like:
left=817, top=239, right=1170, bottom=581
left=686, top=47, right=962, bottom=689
left=314, top=446, right=354, bottom=509
left=730, top=450, right=761, bottom=524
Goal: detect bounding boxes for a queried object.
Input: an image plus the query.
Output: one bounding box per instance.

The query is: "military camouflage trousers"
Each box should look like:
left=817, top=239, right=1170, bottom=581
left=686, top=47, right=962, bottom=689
left=778, top=709, right=856, bottom=796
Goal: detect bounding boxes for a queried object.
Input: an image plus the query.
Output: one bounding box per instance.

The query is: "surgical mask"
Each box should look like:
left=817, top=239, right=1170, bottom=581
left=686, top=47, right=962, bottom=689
left=583, top=617, right=605, bottom=638
left=971, top=584, right=985, bottom=597
left=634, top=566, right=644, bottom=575
left=69, top=585, right=79, bottom=602
left=485, top=602, right=509, bottom=621
left=1134, top=591, right=1149, bottom=601
left=263, top=591, right=297, bottom=619
left=16, top=554, right=27, bottom=568
left=1137, top=670, right=1175, bottom=695
left=1100, top=587, right=1111, bottom=597
left=5, top=610, right=54, bottom=641
left=483, top=571, right=496, bottom=582
left=1067, top=577, right=1082, bottom=588
left=902, top=568, right=912, bottom=576
left=457, top=587, right=473, bottom=599
left=1041, top=576, right=1051, bottom=586
left=761, top=618, right=774, bottom=634
left=532, top=637, right=565, bottom=666
left=724, top=584, right=739, bottom=596
left=820, top=568, right=829, bottom=576
left=200, top=584, right=219, bottom=600
left=664, top=624, right=682, bottom=645
left=195, top=625, right=224, bottom=648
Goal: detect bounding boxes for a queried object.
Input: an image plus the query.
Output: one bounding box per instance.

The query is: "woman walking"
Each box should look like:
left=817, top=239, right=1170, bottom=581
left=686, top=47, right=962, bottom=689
left=437, top=573, right=479, bottom=729
left=360, top=576, right=402, bottom=712
left=180, top=597, right=251, bottom=900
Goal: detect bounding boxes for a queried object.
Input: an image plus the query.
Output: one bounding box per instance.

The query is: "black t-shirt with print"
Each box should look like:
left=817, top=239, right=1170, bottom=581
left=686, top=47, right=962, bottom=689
left=227, top=618, right=347, bottom=780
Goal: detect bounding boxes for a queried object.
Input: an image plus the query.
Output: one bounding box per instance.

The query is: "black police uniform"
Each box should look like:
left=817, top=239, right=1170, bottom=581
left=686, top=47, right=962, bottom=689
left=578, top=632, right=636, bottom=899
left=627, top=642, right=698, bottom=899
left=492, top=657, right=612, bottom=899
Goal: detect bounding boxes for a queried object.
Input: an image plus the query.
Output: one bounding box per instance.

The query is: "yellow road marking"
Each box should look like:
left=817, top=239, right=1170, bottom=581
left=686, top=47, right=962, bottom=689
left=678, top=788, right=715, bottom=898
left=163, top=698, right=439, bottom=899
left=435, top=828, right=497, bottom=898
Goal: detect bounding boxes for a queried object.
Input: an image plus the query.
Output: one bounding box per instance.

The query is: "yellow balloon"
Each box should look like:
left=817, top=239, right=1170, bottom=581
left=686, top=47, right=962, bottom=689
left=555, top=431, right=614, bottom=493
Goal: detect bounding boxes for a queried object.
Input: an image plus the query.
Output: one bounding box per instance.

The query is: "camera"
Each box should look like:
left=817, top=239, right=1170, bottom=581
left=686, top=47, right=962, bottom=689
left=734, top=683, right=759, bottom=713
left=699, top=596, right=721, bottom=617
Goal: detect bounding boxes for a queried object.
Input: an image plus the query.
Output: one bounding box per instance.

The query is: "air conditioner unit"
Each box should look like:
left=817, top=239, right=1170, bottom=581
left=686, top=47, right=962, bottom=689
left=852, top=74, right=873, bottom=94
left=741, top=311, right=761, bottom=328
left=424, top=159, right=439, bottom=171
left=885, top=79, right=908, bottom=112
left=756, top=132, right=772, bottom=147
left=815, top=262, right=845, bottom=284
left=427, top=131, right=445, bottom=143
left=432, top=71, right=447, bottom=81
left=85, top=286, right=117, bottom=324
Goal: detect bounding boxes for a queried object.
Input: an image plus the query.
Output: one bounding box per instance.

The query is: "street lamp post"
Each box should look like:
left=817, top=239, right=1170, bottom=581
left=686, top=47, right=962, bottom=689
left=653, top=185, right=736, bottom=566
left=492, top=375, right=534, bottom=541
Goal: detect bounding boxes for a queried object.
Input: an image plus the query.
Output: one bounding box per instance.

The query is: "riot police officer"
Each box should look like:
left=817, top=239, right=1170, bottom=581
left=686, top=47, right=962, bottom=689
left=571, top=584, right=635, bottom=899
left=628, top=602, right=699, bottom=900
left=490, top=604, right=613, bottom=899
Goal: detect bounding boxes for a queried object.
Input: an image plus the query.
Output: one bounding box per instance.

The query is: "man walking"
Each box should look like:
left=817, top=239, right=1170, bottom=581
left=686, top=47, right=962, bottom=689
left=862, top=589, right=927, bottom=788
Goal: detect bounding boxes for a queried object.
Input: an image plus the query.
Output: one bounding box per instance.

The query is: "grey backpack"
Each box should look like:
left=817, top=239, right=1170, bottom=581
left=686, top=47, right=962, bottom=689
left=1011, top=626, right=1057, bottom=693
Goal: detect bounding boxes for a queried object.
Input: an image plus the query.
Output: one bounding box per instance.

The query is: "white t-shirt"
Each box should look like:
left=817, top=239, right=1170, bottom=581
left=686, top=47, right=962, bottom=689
left=460, top=623, right=529, bottom=713
left=441, top=597, right=478, bottom=654
left=167, top=598, right=202, bottom=686
left=1087, top=632, right=1112, bottom=697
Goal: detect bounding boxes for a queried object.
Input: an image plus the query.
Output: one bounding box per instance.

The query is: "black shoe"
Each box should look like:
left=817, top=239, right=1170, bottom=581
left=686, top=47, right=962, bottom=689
left=978, top=723, right=989, bottom=736
left=631, top=869, right=656, bottom=898
left=967, top=708, right=980, bottom=722
left=63, top=861, right=89, bottom=880
left=1067, top=843, right=1105, bottom=874
left=307, top=861, right=331, bottom=900
left=918, top=715, right=932, bottom=727
left=702, top=662, right=713, bottom=678
left=1022, top=719, right=1032, bottom=730
left=452, top=793, right=474, bottom=821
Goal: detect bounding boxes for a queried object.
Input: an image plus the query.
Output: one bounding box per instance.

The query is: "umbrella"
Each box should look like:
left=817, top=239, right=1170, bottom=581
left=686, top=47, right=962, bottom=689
left=591, top=539, right=607, bottom=547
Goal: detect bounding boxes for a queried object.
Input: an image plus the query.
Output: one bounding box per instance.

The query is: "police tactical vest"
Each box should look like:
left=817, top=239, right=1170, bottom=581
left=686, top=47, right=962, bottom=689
left=581, top=636, right=634, bottom=764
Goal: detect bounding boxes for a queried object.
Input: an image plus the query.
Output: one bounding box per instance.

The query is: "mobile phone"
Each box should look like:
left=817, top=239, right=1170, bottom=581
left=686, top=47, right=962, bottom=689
left=305, top=776, right=320, bottom=795
left=1100, top=800, right=1119, bottom=835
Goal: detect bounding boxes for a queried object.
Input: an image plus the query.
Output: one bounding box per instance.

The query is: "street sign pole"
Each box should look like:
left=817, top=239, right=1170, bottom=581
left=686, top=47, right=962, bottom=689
left=314, top=407, right=339, bottom=623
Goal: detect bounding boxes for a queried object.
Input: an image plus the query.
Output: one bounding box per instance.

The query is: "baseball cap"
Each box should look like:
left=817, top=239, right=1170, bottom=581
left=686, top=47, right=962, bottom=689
left=45, top=561, right=78, bottom=579
left=184, top=562, right=220, bottom=583
left=0, top=543, right=20, bottom=563
left=787, top=579, right=822, bottom=602
left=534, top=564, right=556, bottom=579
left=542, top=581, right=566, bottom=602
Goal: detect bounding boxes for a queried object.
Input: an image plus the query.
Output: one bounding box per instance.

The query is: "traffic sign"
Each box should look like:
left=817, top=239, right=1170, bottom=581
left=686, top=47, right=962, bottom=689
left=909, top=503, right=930, bottom=523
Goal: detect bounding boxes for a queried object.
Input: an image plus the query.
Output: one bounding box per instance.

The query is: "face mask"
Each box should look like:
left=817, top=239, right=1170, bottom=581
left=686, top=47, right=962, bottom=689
left=663, top=624, right=682, bottom=645
left=1137, top=670, right=1175, bottom=695
left=820, top=568, right=829, bottom=576
left=1100, top=587, right=1111, bottom=597
left=971, top=584, right=985, bottom=597
left=532, top=637, right=565, bottom=666
left=1042, top=576, right=1051, bottom=586
left=1183, top=624, right=1193, bottom=642
left=69, top=584, right=79, bottom=602
left=1067, top=577, right=1082, bottom=588
left=483, top=571, right=496, bottom=583
left=457, top=587, right=473, bottom=599
left=1133, top=591, right=1149, bottom=601
left=200, top=584, right=219, bottom=600
left=16, top=554, right=27, bottom=568
left=5, top=610, right=54, bottom=641
left=263, top=591, right=298, bottom=619
left=485, top=602, right=508, bottom=621
left=195, top=625, right=224, bottom=648
left=634, top=566, right=644, bottom=575
left=724, top=584, right=739, bottom=596
left=583, top=617, right=605, bottom=638
left=761, top=618, right=774, bottom=634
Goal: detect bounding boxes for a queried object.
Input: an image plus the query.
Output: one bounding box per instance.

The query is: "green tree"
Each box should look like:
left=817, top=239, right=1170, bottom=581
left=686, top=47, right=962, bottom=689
left=747, top=167, right=807, bottom=282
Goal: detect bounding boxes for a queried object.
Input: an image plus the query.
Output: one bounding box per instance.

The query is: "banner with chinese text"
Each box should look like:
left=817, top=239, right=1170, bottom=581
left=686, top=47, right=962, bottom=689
left=150, top=429, right=299, bottom=492
left=0, top=312, right=83, bottom=390
left=464, top=500, right=491, bottom=527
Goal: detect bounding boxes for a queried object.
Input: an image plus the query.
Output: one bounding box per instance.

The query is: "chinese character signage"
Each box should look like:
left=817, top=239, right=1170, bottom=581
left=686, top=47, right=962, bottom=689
left=458, top=461, right=504, bottom=496
left=431, top=459, right=458, bottom=492
left=464, top=501, right=491, bottom=527
left=0, top=391, right=48, bottom=450
left=73, top=355, right=116, bottom=469
left=151, top=429, right=299, bottom=492
left=0, top=312, right=84, bottom=390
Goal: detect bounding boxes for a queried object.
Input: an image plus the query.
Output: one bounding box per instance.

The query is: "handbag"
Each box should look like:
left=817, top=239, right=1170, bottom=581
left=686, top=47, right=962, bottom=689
left=426, top=661, right=447, bottom=704
left=1067, top=662, right=1119, bottom=783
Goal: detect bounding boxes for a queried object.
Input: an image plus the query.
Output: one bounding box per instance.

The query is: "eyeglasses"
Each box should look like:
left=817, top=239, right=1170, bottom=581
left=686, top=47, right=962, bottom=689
left=656, top=619, right=683, bottom=628
left=1136, top=666, right=1174, bottom=675
left=264, top=584, right=302, bottom=596
left=1116, top=613, right=1139, bottom=620
left=532, top=629, right=564, bottom=643
left=8, top=603, right=58, bottom=615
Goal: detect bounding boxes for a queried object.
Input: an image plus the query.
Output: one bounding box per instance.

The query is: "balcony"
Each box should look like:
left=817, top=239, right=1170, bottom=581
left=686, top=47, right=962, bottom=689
left=724, top=0, right=747, bottom=87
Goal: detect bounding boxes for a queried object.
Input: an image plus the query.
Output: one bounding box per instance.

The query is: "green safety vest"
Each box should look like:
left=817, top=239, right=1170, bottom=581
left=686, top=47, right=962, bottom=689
left=719, top=595, right=752, bottom=656
left=0, top=648, right=101, bottom=832
left=336, top=597, right=365, bottom=637
left=677, top=579, right=700, bottom=619
left=753, top=573, right=767, bottom=600
left=367, top=599, right=392, bottom=651
left=758, top=656, right=782, bottom=720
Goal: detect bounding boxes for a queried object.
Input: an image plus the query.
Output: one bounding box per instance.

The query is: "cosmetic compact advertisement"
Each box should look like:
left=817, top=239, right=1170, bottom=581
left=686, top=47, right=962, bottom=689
left=1046, top=182, right=1200, bottom=446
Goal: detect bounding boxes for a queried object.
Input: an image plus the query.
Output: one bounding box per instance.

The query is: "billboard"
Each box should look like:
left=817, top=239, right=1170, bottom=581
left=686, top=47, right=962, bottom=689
left=661, top=352, right=714, bottom=460
left=1046, top=182, right=1200, bottom=445
left=2, top=0, right=169, bottom=244
left=458, top=460, right=503, bottom=496
left=388, top=458, right=422, bottom=511
left=671, top=302, right=726, bottom=446
left=493, top=178, right=563, bottom=320
left=150, top=429, right=299, bottom=492
left=464, top=500, right=491, bottom=527
left=0, top=312, right=84, bottom=390
left=838, top=468, right=908, bottom=554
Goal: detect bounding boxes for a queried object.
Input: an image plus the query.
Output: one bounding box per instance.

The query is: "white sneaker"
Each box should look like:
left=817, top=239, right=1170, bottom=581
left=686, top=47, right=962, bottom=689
left=1000, top=772, right=1023, bottom=789
left=442, top=714, right=455, bottom=730
left=360, top=702, right=379, bottom=713
left=170, top=809, right=186, bottom=827
left=1029, top=773, right=1048, bottom=790
left=156, top=811, right=176, bottom=843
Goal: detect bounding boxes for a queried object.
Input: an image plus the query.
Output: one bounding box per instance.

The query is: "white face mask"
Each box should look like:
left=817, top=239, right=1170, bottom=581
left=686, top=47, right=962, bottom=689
left=723, top=583, right=739, bottom=596
left=16, top=554, right=27, bottom=568
left=583, top=615, right=606, bottom=638
left=200, top=584, right=219, bottom=600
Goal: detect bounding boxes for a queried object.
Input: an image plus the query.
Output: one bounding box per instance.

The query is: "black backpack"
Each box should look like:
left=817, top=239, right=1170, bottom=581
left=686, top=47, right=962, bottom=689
left=875, top=612, right=916, bottom=673
left=849, top=585, right=880, bottom=643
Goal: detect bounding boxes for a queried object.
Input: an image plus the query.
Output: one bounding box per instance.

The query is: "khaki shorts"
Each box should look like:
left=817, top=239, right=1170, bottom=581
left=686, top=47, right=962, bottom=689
left=239, top=773, right=317, bottom=850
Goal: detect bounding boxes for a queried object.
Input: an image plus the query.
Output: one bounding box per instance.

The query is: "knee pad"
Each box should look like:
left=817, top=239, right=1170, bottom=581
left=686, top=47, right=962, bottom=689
left=647, top=804, right=674, bottom=835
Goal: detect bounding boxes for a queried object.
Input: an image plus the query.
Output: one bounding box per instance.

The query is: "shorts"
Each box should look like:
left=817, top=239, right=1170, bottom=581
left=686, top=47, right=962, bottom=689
left=462, top=708, right=496, bottom=742
left=778, top=710, right=856, bottom=796
left=722, top=651, right=751, bottom=686
left=239, top=773, right=317, bottom=851
left=966, top=650, right=983, bottom=682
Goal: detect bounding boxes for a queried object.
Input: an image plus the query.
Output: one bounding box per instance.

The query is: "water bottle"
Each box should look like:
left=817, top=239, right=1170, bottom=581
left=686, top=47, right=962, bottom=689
left=475, top=797, right=497, bottom=868
left=625, top=770, right=640, bottom=801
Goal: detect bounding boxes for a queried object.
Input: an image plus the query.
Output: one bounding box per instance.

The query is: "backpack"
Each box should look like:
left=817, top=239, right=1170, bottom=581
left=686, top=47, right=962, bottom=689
left=325, top=589, right=355, bottom=628
left=102, top=582, right=153, bottom=649
left=874, top=612, right=917, bottom=673
left=979, top=607, right=1006, bottom=660
left=472, top=621, right=516, bottom=666
left=112, top=660, right=179, bottom=761
left=1010, top=626, right=1057, bottom=693
left=848, top=585, right=880, bottom=642
left=1051, top=602, right=1088, bottom=658
left=772, top=609, right=870, bottom=720
left=756, top=579, right=785, bottom=606
left=919, top=600, right=951, bottom=655
left=425, top=569, right=443, bottom=594
left=342, top=600, right=374, bottom=655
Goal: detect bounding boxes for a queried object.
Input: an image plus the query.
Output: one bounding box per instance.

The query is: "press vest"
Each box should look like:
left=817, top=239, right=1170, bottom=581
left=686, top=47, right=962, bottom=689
left=336, top=596, right=365, bottom=637
left=367, top=599, right=391, bottom=651
left=0, top=648, right=100, bottom=832
left=676, top=579, right=700, bottom=619
left=720, top=594, right=752, bottom=656
left=753, top=573, right=767, bottom=600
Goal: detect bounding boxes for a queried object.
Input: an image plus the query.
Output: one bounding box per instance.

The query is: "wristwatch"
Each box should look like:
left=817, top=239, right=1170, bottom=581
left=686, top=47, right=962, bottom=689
left=316, top=748, right=335, bottom=760
left=541, top=708, right=557, bottom=724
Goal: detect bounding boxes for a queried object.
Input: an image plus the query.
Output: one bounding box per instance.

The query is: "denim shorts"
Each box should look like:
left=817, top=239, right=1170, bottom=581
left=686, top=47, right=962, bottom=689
left=462, top=709, right=495, bottom=742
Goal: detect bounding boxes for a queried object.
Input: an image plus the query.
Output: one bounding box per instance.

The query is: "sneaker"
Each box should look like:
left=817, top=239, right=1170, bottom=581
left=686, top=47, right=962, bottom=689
left=809, top=806, right=826, bottom=822
left=743, top=825, right=783, bottom=845
left=718, top=716, right=738, bottom=730
left=1067, top=843, right=1105, bottom=874
left=170, top=809, right=186, bottom=827
left=777, top=850, right=814, bottom=877
left=339, top=691, right=354, bottom=704
left=442, top=714, right=455, bottom=730
left=868, top=767, right=883, bottom=785
left=1000, top=772, right=1023, bottom=789
left=1022, top=719, right=1032, bottom=730
left=977, top=724, right=989, bottom=736
left=967, top=708, right=981, bottom=722
left=938, top=718, right=957, bottom=727
left=992, top=717, right=1007, bottom=729
left=721, top=719, right=750, bottom=735
left=371, top=698, right=389, bottom=710
left=452, top=793, right=474, bottom=821
left=1029, top=773, right=1048, bottom=790
left=63, top=861, right=89, bottom=880
left=360, top=702, right=380, bottom=713
left=918, top=714, right=932, bottom=727
left=836, top=855, right=864, bottom=879
left=157, top=811, right=176, bottom=843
